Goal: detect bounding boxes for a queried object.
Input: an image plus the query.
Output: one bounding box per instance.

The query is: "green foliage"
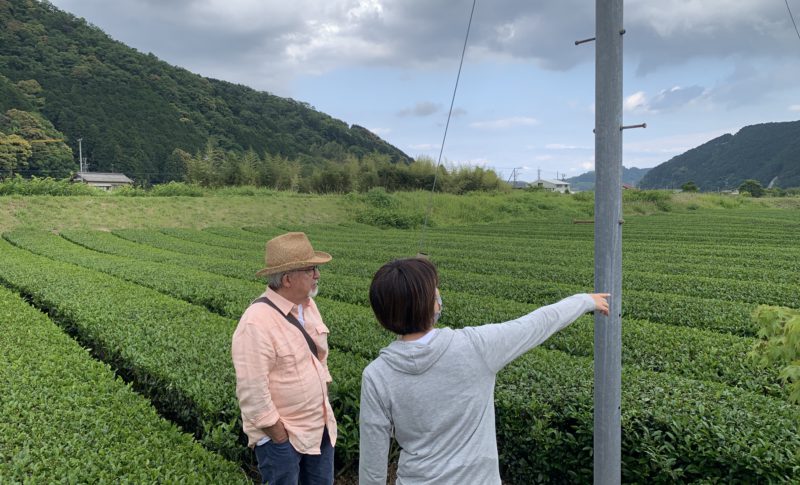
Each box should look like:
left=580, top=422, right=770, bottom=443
left=0, top=285, right=248, bottom=483
left=571, top=190, right=593, bottom=202
left=352, top=187, right=425, bottom=228
left=0, top=1, right=410, bottom=183
left=639, top=121, right=800, bottom=190
left=0, top=109, right=75, bottom=178
left=566, top=166, right=651, bottom=191
left=148, top=181, right=207, bottom=197
left=0, top=174, right=99, bottom=195
left=739, top=179, right=765, bottom=198
left=0, top=73, right=34, bottom=112
left=496, top=350, right=799, bottom=483
left=4, top=198, right=800, bottom=481
left=623, top=189, right=674, bottom=212
left=750, top=305, right=800, bottom=403
left=363, top=187, right=397, bottom=208
left=681, top=181, right=699, bottom=192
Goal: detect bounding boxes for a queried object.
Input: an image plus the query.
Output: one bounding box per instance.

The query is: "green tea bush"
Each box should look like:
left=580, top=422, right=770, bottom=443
left=496, top=350, right=800, bottom=484
left=0, top=238, right=367, bottom=474
left=0, top=286, right=248, bottom=483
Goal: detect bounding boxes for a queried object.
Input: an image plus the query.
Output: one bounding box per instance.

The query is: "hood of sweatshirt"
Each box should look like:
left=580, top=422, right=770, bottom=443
left=377, top=328, right=456, bottom=375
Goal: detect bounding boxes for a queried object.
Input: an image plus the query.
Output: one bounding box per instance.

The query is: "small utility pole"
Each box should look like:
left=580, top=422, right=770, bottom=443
left=77, top=137, right=84, bottom=173
left=507, top=167, right=523, bottom=185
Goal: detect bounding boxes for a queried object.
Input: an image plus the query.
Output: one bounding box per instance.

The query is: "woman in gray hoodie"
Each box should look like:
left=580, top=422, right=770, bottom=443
left=359, top=257, right=609, bottom=485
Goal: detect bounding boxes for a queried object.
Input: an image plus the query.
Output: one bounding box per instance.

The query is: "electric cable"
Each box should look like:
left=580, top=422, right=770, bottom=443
left=786, top=0, right=800, bottom=42
left=418, top=0, right=478, bottom=255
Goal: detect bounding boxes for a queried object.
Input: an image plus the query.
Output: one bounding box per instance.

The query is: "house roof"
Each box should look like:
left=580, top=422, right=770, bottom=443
left=534, top=178, right=570, bottom=186
left=73, top=172, right=133, bottom=184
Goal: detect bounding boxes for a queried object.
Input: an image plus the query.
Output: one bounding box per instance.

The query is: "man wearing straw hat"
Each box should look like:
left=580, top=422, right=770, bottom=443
left=232, top=232, right=336, bottom=485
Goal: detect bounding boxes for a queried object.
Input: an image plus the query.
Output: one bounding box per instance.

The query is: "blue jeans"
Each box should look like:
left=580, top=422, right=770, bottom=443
left=255, top=427, right=334, bottom=485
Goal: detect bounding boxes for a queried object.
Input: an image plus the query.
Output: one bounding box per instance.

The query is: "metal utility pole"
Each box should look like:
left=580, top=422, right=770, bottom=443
left=594, top=0, right=623, bottom=483
left=77, top=137, right=83, bottom=173
left=507, top=167, right=523, bottom=185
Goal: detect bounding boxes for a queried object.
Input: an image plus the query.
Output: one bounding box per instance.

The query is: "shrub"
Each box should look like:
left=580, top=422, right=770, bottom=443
left=750, top=305, right=800, bottom=403
left=148, top=181, right=206, bottom=196
left=0, top=174, right=101, bottom=196
left=355, top=208, right=425, bottom=229
left=363, top=187, right=397, bottom=208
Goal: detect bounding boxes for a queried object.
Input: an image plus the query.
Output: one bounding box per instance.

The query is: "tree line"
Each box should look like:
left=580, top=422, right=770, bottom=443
left=0, top=1, right=410, bottom=184
left=173, top=142, right=507, bottom=194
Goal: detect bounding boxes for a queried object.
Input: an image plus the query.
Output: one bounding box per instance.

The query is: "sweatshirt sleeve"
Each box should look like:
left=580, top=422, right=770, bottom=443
left=359, top=369, right=392, bottom=485
left=464, top=294, right=596, bottom=374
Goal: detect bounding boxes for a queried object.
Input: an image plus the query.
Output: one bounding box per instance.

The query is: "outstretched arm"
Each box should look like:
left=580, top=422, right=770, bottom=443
left=465, top=293, right=610, bottom=373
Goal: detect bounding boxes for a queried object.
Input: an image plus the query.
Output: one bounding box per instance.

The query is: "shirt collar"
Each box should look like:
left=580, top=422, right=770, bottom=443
left=265, top=287, right=297, bottom=316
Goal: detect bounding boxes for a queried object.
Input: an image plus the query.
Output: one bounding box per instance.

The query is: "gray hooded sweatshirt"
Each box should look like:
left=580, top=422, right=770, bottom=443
left=358, top=294, right=596, bottom=485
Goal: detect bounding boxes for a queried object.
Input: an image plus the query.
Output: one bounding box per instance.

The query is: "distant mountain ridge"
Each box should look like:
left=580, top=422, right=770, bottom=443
left=566, top=166, right=650, bottom=191
left=0, top=0, right=411, bottom=183
left=638, top=120, right=800, bottom=190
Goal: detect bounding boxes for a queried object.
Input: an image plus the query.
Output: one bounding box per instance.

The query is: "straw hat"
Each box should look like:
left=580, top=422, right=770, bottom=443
left=255, top=232, right=332, bottom=277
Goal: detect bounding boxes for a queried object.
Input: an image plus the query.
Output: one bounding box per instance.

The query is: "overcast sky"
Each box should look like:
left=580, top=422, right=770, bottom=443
left=49, top=0, right=800, bottom=181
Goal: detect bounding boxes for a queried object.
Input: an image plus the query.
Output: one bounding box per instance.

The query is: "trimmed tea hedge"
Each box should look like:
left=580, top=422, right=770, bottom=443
left=0, top=238, right=367, bottom=467
left=0, top=285, right=248, bottom=483
left=496, top=349, right=800, bottom=483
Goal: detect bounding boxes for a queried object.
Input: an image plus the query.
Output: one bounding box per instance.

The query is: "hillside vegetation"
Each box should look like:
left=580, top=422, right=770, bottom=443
left=0, top=0, right=410, bottom=183
left=639, top=120, right=800, bottom=190
left=566, top=166, right=650, bottom=191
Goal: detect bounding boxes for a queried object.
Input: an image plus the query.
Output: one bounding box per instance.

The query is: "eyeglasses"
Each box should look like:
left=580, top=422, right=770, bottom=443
left=294, top=265, right=320, bottom=275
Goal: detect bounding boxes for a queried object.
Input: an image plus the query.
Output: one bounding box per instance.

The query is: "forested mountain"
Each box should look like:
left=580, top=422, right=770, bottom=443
left=565, top=166, right=650, bottom=191
left=638, top=120, right=800, bottom=191
left=0, top=0, right=411, bottom=183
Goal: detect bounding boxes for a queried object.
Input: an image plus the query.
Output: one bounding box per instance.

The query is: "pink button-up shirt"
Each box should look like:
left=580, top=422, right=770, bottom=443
left=231, top=288, right=337, bottom=453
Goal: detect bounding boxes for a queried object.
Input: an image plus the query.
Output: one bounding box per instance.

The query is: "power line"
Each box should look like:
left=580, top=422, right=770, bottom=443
left=419, top=0, right=478, bottom=254
left=786, top=0, right=800, bottom=42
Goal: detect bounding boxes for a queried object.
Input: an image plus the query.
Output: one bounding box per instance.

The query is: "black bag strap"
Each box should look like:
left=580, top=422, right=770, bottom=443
left=253, top=296, right=319, bottom=360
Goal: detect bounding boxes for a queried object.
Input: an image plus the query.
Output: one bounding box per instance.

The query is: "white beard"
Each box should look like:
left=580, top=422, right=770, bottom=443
left=308, top=286, right=319, bottom=298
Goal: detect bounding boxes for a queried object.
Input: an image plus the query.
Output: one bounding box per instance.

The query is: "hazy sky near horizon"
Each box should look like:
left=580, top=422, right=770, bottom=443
left=49, top=0, right=800, bottom=181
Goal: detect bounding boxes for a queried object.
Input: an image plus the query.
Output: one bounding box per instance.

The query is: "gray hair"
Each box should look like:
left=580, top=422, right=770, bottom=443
left=267, top=271, right=288, bottom=290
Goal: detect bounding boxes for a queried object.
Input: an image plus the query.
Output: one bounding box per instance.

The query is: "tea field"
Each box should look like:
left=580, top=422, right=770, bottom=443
left=1, top=202, right=799, bottom=482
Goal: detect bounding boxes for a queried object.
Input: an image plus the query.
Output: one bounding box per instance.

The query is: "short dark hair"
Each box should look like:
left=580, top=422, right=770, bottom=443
left=369, top=258, right=439, bottom=335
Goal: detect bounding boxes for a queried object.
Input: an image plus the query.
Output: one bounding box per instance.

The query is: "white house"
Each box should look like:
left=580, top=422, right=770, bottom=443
left=531, top=178, right=570, bottom=193
left=72, top=172, right=134, bottom=191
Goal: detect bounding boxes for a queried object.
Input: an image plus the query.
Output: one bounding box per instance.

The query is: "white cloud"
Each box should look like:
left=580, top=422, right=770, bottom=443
left=789, top=105, right=800, bottom=112
left=580, top=161, right=595, bottom=170
left=398, top=102, right=441, bottom=117
left=624, top=92, right=649, bottom=112
left=49, top=0, right=800, bottom=100
left=534, top=155, right=554, bottom=161
left=369, top=127, right=391, bottom=135
left=469, top=117, right=538, bottom=130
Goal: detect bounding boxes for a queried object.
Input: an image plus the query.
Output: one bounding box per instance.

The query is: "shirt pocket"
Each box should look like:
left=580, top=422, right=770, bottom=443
left=271, top=339, right=309, bottom=406
left=311, top=323, right=330, bottom=362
